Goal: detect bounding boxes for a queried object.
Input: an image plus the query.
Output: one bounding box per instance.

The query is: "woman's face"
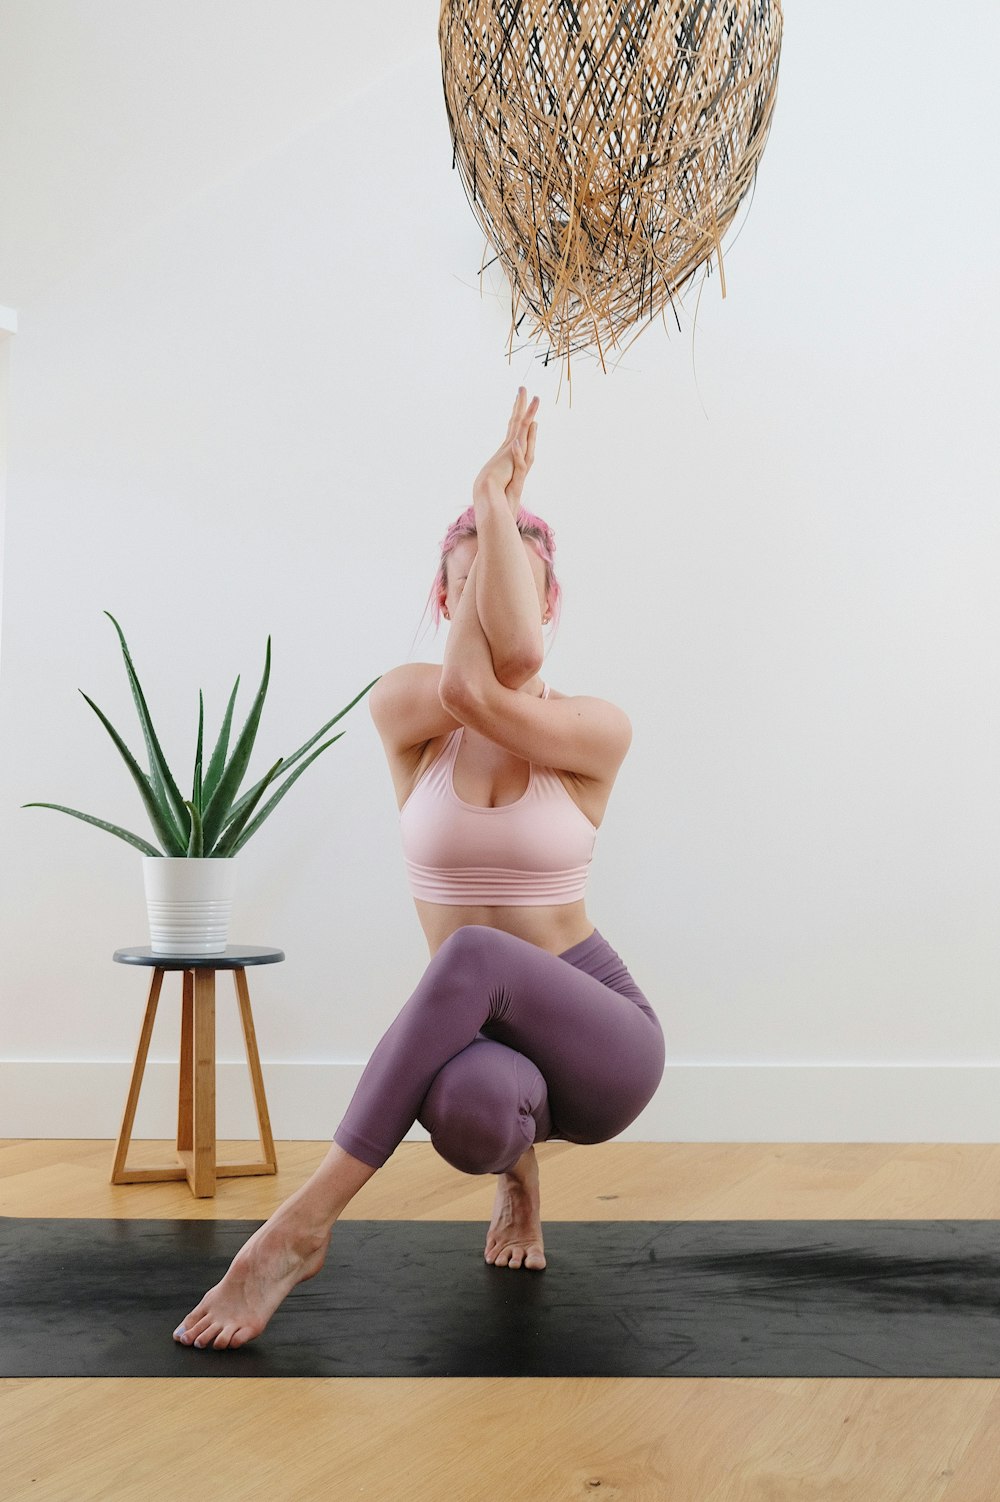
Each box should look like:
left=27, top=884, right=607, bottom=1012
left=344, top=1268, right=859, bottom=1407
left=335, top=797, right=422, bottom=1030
left=441, top=536, right=551, bottom=623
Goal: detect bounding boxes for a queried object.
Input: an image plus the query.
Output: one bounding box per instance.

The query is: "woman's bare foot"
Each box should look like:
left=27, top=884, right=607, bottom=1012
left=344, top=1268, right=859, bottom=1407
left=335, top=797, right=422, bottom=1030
left=485, top=1144, right=546, bottom=1270
left=173, top=1203, right=331, bottom=1351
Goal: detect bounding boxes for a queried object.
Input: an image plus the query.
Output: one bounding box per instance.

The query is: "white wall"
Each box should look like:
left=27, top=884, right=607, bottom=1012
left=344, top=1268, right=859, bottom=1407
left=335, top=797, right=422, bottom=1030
left=1, top=1, right=998, bottom=1143
left=0, top=307, right=15, bottom=681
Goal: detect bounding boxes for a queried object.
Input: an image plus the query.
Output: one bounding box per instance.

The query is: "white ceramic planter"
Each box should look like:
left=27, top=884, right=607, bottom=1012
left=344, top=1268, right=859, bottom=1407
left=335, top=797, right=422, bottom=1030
left=142, top=855, right=238, bottom=956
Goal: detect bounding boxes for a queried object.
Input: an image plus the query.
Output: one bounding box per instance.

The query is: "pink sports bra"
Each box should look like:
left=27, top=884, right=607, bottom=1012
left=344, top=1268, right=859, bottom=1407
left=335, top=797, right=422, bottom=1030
left=399, top=683, right=597, bottom=906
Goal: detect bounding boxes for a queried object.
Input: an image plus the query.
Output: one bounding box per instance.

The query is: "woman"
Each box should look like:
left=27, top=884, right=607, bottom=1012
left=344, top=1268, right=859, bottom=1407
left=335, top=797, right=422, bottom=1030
left=173, top=388, right=665, bottom=1351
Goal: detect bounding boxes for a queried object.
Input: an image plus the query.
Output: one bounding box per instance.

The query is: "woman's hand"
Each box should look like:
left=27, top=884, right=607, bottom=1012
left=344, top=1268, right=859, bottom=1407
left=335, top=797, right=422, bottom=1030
left=472, top=388, right=539, bottom=515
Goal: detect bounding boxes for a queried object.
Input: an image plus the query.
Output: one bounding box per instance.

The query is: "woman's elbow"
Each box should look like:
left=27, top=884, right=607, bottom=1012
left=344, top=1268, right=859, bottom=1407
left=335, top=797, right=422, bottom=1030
left=439, top=670, right=476, bottom=716
left=494, top=646, right=543, bottom=688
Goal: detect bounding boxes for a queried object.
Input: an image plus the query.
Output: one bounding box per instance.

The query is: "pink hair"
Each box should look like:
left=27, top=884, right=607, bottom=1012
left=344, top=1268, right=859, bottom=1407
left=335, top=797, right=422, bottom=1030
left=426, top=504, right=562, bottom=631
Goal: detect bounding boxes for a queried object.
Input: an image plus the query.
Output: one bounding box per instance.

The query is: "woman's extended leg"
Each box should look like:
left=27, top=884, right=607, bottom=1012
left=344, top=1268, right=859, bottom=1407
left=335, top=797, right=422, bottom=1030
left=173, top=1142, right=378, bottom=1349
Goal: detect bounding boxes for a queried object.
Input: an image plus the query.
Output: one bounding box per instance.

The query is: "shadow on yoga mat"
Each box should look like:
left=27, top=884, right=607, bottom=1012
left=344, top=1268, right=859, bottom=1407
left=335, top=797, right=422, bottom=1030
left=3, top=1216, right=1000, bottom=1378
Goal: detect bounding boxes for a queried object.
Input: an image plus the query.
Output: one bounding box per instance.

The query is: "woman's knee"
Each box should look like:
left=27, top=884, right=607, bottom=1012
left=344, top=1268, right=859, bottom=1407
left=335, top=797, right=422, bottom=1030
left=433, top=924, right=506, bottom=975
left=427, top=1109, right=527, bottom=1175
left=558, top=1083, right=662, bottom=1148
left=415, top=925, right=513, bottom=1019
left=419, top=1060, right=528, bottom=1175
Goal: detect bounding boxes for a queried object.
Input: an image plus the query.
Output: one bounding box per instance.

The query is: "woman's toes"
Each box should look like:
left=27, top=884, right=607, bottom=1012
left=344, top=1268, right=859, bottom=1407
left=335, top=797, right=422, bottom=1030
left=175, top=1305, right=208, bottom=1343
left=488, top=1240, right=545, bottom=1270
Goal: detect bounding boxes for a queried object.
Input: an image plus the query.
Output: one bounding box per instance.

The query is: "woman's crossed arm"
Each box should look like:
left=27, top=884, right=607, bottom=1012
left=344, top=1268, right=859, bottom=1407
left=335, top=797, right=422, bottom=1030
left=439, top=550, right=631, bottom=785
left=472, top=389, right=547, bottom=689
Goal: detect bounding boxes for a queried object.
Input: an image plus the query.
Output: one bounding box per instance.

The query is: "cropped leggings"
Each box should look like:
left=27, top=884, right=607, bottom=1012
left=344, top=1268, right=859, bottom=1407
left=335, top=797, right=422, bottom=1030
left=334, top=925, right=665, bottom=1176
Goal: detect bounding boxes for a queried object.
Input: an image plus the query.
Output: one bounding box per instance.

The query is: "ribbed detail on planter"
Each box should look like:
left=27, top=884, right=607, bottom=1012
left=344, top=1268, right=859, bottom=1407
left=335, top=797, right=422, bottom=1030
left=142, top=857, right=238, bottom=956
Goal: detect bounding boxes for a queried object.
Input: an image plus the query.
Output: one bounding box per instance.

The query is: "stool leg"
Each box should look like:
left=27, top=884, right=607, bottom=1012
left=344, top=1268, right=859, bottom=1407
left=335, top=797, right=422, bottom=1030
left=110, top=968, right=165, bottom=1184
left=189, top=967, right=217, bottom=1197
left=177, top=968, right=194, bottom=1154
left=233, top=967, right=278, bottom=1173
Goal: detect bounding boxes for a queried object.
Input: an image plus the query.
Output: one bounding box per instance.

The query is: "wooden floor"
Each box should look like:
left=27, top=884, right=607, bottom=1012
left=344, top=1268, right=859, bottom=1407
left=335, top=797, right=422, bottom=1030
left=4, top=1139, right=1000, bottom=1502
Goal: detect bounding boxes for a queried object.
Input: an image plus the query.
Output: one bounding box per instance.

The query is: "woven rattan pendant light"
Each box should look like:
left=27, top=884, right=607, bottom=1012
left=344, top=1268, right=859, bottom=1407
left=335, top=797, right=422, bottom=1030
left=439, top=0, right=783, bottom=376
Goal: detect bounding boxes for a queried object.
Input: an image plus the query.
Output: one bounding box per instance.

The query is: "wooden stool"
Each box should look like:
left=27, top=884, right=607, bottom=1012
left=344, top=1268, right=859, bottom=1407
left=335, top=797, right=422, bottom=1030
left=110, top=945, right=283, bottom=1199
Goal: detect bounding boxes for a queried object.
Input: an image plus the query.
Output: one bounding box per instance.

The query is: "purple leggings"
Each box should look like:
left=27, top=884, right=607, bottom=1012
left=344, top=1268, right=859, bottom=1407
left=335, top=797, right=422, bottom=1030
left=333, top=925, right=665, bottom=1175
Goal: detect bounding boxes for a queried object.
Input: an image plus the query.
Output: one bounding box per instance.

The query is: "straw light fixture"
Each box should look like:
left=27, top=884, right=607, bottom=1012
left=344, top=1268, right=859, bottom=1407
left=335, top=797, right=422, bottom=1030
left=439, top=0, right=783, bottom=378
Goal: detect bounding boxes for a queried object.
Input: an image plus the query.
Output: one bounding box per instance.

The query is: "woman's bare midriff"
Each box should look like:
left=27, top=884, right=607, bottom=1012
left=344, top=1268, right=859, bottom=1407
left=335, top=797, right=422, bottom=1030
left=415, top=896, right=595, bottom=959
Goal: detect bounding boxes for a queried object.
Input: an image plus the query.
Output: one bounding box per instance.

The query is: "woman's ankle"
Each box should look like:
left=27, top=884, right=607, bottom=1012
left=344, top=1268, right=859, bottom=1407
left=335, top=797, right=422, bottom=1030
left=307, top=1142, right=380, bottom=1222
left=501, top=1145, right=538, bottom=1184
left=268, top=1186, right=337, bottom=1246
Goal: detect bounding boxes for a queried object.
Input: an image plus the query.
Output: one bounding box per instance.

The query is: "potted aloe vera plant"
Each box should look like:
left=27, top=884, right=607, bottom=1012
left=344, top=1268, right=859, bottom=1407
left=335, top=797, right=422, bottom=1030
left=23, top=613, right=378, bottom=956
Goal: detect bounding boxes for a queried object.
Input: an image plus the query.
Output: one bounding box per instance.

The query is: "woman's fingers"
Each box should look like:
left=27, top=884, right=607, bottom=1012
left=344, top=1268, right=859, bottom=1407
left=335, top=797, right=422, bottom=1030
left=514, top=398, right=538, bottom=453
left=506, top=387, right=526, bottom=440
left=490, top=390, right=538, bottom=509
left=507, top=388, right=538, bottom=442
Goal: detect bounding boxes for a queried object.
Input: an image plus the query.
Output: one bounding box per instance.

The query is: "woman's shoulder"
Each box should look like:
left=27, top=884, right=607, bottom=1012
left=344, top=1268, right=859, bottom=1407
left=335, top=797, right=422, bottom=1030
left=543, top=680, right=632, bottom=741
left=372, top=661, right=441, bottom=694
left=370, top=662, right=461, bottom=755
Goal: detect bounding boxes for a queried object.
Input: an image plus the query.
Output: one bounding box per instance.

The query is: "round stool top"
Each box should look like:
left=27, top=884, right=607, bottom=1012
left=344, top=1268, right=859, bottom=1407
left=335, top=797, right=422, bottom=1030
left=113, top=945, right=285, bottom=970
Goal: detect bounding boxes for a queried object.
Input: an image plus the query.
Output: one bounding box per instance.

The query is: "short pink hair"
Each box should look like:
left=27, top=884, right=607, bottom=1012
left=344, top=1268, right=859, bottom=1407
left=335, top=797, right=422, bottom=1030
left=426, top=504, right=562, bottom=630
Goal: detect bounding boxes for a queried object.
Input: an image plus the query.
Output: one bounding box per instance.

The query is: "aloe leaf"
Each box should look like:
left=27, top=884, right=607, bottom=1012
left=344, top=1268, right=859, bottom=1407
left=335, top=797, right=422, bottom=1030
left=224, top=675, right=380, bottom=828
left=200, top=638, right=271, bottom=850
left=229, top=733, right=344, bottom=855
left=78, top=691, right=187, bottom=855
left=103, top=613, right=191, bottom=843
left=22, top=803, right=163, bottom=857
left=185, top=800, right=204, bottom=857
left=202, top=674, right=240, bottom=806
left=212, top=757, right=285, bottom=857
left=193, top=691, right=204, bottom=815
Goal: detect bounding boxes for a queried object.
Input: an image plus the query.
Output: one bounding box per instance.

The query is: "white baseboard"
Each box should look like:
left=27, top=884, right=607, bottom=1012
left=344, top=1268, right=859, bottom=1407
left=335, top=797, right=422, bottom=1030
left=2, top=1061, right=999, bottom=1142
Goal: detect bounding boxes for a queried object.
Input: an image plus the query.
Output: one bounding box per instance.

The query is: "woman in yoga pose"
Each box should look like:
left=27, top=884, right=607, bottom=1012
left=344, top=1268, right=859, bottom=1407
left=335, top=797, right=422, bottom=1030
left=173, top=388, right=665, bottom=1350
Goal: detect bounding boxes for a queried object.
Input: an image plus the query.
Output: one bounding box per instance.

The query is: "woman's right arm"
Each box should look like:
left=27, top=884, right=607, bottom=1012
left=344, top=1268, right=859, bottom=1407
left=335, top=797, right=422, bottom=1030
left=368, top=663, right=460, bottom=759
left=372, top=392, right=540, bottom=758
left=471, top=390, right=545, bottom=689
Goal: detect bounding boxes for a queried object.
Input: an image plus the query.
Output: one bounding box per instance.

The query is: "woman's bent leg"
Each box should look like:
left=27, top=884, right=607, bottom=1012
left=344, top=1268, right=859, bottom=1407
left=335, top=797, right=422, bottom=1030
left=334, top=925, right=664, bottom=1169
left=173, top=926, right=663, bottom=1347
left=417, top=1036, right=553, bottom=1175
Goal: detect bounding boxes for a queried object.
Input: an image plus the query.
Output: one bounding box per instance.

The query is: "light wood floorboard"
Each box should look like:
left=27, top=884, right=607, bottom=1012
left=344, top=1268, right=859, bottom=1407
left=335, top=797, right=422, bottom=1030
left=3, top=1140, right=999, bottom=1502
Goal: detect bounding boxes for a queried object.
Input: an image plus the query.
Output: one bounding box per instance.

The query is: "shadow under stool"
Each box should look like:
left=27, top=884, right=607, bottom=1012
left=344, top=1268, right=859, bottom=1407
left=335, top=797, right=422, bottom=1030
left=110, top=945, right=283, bottom=1198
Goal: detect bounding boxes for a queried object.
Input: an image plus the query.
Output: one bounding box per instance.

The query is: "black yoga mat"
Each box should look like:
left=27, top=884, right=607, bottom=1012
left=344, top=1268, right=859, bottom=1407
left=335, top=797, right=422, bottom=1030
left=3, top=1215, right=1000, bottom=1378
